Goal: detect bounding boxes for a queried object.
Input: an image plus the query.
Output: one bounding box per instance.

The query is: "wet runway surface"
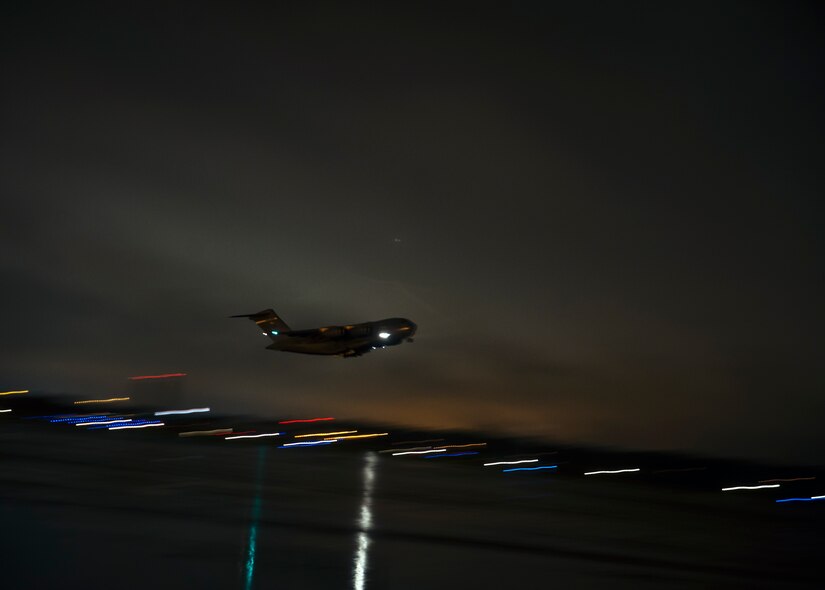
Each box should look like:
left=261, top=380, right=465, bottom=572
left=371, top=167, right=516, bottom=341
left=1, top=414, right=823, bottom=589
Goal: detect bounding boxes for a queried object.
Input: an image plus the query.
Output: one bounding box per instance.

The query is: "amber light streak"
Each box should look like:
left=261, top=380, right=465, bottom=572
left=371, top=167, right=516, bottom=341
left=326, top=433, right=388, bottom=441
left=74, top=397, right=130, bottom=405
left=294, top=430, right=357, bottom=439
left=0, top=389, right=28, bottom=396
left=128, top=373, right=187, bottom=380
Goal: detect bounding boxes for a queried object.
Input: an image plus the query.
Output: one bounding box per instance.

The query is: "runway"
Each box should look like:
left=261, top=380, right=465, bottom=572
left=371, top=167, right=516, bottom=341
left=1, top=411, right=822, bottom=589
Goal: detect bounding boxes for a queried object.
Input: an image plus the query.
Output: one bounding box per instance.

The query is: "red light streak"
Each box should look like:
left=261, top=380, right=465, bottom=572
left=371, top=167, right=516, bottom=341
left=128, top=373, right=188, bottom=380
left=278, top=417, right=335, bottom=425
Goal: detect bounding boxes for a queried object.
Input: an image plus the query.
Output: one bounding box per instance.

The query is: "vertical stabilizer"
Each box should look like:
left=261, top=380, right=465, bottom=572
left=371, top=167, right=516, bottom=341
left=231, top=309, right=291, bottom=337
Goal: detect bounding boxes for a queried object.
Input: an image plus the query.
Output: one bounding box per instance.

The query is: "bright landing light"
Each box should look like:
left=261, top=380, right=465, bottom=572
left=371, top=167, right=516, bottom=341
left=378, top=332, right=390, bottom=339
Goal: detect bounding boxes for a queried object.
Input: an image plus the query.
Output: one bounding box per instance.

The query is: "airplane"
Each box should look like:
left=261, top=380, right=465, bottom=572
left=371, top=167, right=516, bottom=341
left=231, top=309, right=417, bottom=357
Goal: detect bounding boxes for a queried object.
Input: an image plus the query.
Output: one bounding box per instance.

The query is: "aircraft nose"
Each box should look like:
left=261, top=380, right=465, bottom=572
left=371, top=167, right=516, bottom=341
left=405, top=321, right=417, bottom=338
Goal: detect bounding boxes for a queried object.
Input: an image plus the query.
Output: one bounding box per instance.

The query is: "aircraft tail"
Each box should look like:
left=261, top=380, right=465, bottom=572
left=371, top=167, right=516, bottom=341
left=231, top=309, right=291, bottom=335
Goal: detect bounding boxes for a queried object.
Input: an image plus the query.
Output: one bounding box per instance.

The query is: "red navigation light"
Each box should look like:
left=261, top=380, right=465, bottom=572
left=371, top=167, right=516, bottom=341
left=128, top=373, right=188, bottom=381
left=278, top=417, right=335, bottom=425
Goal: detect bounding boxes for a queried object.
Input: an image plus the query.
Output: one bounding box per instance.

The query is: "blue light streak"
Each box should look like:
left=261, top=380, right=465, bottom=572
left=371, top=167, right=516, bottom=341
left=424, top=452, right=480, bottom=458
left=776, top=496, right=825, bottom=503
left=503, top=465, right=558, bottom=472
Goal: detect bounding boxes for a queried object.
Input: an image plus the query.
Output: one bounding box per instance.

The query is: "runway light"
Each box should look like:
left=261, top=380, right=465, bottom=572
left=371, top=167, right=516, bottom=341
left=73, top=397, right=130, bottom=405
left=294, top=430, right=357, bottom=439
left=278, top=417, right=335, bottom=425
left=179, top=428, right=233, bottom=437
left=484, top=459, right=539, bottom=467
left=280, top=440, right=338, bottom=448
left=583, top=468, right=641, bottom=476
left=758, top=477, right=816, bottom=483
left=378, top=332, right=390, bottom=339
left=503, top=465, right=558, bottom=472
left=109, top=422, right=164, bottom=430
left=721, top=484, right=780, bottom=491
left=226, top=433, right=282, bottom=440
left=128, top=373, right=187, bottom=380
left=392, top=449, right=446, bottom=456
left=0, top=389, right=28, bottom=396
left=325, top=433, right=388, bottom=441
left=154, top=407, right=210, bottom=416
left=425, top=451, right=479, bottom=458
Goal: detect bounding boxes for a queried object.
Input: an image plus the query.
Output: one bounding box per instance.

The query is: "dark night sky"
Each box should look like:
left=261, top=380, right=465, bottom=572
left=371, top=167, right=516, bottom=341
left=2, top=2, right=824, bottom=463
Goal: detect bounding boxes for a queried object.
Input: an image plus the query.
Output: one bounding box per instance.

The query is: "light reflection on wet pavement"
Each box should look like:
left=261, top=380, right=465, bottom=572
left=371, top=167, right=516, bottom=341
left=1, top=421, right=822, bottom=589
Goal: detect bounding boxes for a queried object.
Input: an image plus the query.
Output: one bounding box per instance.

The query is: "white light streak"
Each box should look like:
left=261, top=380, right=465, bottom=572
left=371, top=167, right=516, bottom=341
left=226, top=433, right=282, bottom=440
left=154, top=407, right=210, bottom=416
left=0, top=409, right=12, bottom=413
left=75, top=419, right=133, bottom=426
left=379, top=446, right=431, bottom=454
left=584, top=468, right=641, bottom=476
left=392, top=449, right=446, bottom=456
left=812, top=495, right=825, bottom=500
left=721, top=484, right=781, bottom=491
left=483, top=459, right=539, bottom=467
left=109, top=422, right=165, bottom=430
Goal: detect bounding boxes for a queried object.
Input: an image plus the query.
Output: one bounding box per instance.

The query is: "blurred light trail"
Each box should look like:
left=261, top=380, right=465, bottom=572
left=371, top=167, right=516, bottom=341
left=325, top=433, right=388, bottom=441
left=392, top=449, right=446, bottom=456
left=244, top=446, right=267, bottom=590
left=353, top=453, right=377, bottom=590
left=179, top=428, right=233, bottom=437
left=0, top=389, right=28, bottom=396
left=226, top=433, right=282, bottom=440
left=503, top=465, right=558, bottom=472
left=758, top=477, right=816, bottom=483
left=424, top=452, right=479, bottom=458
left=73, top=397, right=130, bottom=405
left=391, top=439, right=445, bottom=445
left=776, top=496, right=825, bottom=503
left=435, top=443, right=487, bottom=449
left=484, top=459, right=538, bottom=467
left=379, top=446, right=431, bottom=454
left=584, top=468, right=641, bottom=475
left=109, top=422, right=164, bottom=430
left=294, top=430, right=357, bottom=439
left=721, top=484, right=781, bottom=491
left=75, top=419, right=132, bottom=426
left=50, top=415, right=110, bottom=423
left=280, top=440, right=338, bottom=448
left=128, top=373, right=187, bottom=380
left=154, top=407, right=210, bottom=416
left=278, top=417, right=334, bottom=424
left=0, top=409, right=11, bottom=413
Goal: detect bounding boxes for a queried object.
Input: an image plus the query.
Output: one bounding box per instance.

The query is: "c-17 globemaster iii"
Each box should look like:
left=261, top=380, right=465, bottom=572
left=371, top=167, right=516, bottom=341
left=232, top=309, right=417, bottom=357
